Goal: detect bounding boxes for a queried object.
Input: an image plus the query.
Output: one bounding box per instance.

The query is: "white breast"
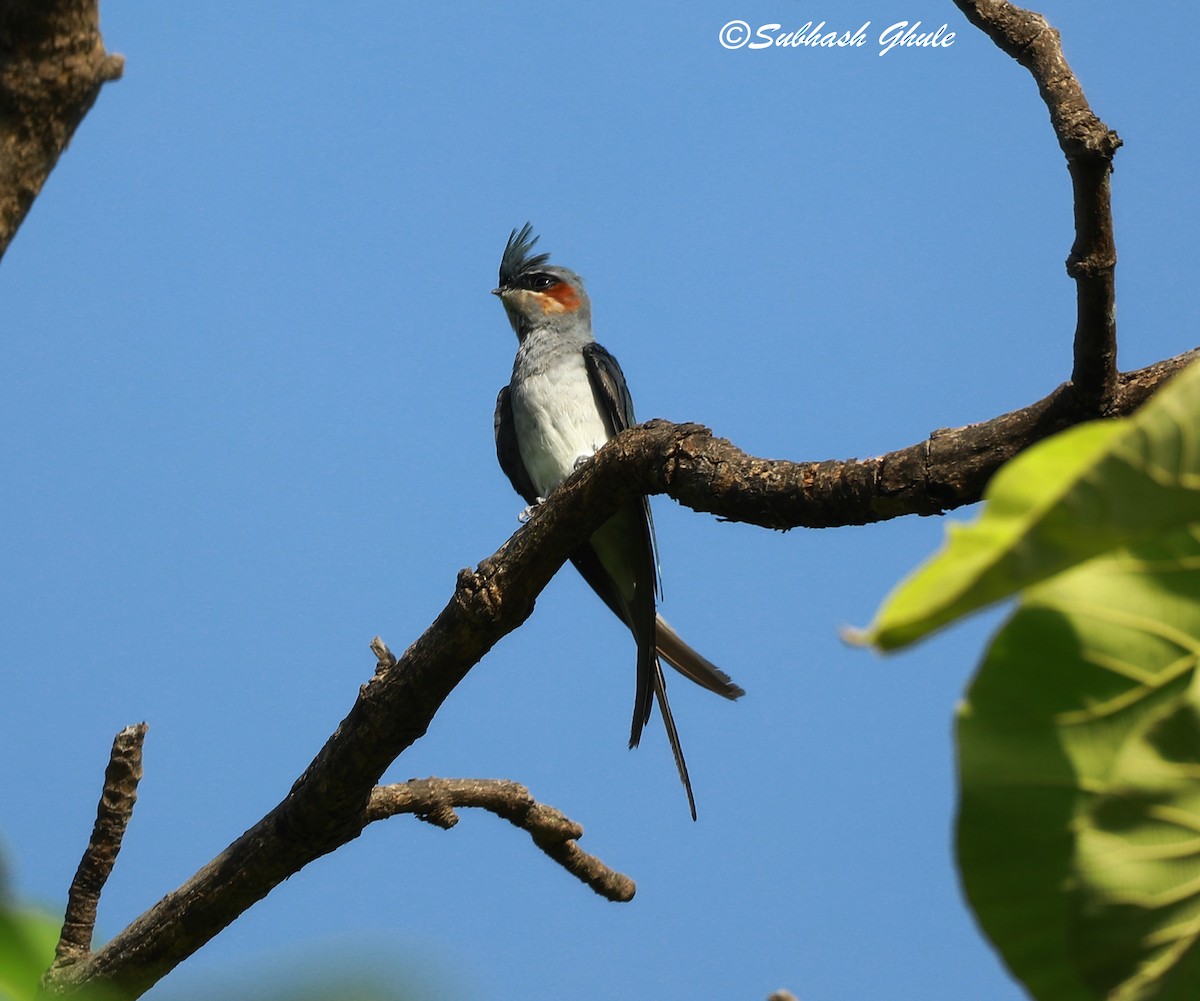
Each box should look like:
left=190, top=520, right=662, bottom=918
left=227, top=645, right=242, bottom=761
left=510, top=347, right=610, bottom=500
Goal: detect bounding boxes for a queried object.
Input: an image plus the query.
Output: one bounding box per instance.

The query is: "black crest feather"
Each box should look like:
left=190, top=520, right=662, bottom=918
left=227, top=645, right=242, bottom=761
left=499, top=222, right=551, bottom=287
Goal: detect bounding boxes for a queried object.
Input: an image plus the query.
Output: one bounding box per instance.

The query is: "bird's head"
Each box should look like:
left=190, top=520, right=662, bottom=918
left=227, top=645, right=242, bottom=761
left=492, top=223, right=591, bottom=338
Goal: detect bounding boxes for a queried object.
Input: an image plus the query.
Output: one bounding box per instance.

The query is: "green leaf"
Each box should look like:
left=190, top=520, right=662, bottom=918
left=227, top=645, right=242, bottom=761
left=0, top=907, right=60, bottom=1001
left=1072, top=670, right=1200, bottom=1000
left=959, top=526, right=1200, bottom=1000
left=855, top=359, right=1200, bottom=650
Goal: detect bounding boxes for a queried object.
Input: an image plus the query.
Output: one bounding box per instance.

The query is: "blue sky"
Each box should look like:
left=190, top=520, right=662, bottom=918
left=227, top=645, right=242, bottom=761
left=3, top=3, right=1197, bottom=999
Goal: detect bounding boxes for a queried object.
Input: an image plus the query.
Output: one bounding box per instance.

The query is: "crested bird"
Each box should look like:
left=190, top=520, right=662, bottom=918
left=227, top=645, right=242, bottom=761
left=492, top=223, right=744, bottom=818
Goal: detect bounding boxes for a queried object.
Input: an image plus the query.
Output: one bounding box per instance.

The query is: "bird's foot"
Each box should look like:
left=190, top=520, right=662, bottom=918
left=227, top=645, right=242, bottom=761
left=518, top=498, right=545, bottom=524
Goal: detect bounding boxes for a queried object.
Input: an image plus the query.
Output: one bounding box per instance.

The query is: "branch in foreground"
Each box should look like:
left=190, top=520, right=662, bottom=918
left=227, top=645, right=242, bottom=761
left=52, top=724, right=147, bottom=964
left=39, top=349, right=1195, bottom=999
left=953, top=0, right=1122, bottom=408
left=0, top=0, right=123, bottom=261
left=368, top=778, right=636, bottom=902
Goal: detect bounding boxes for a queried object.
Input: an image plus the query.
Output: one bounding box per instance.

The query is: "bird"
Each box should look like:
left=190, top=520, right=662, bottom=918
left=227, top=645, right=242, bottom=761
left=491, top=223, right=744, bottom=818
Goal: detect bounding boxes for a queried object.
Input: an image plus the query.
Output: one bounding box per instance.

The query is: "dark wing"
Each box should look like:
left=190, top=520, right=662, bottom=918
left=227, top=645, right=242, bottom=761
left=581, top=343, right=699, bottom=817
left=579, top=343, right=744, bottom=700
left=580, top=346, right=649, bottom=578
left=581, top=343, right=636, bottom=431
left=571, top=344, right=646, bottom=625
left=494, top=385, right=539, bottom=506
left=580, top=343, right=659, bottom=725
left=581, top=343, right=661, bottom=587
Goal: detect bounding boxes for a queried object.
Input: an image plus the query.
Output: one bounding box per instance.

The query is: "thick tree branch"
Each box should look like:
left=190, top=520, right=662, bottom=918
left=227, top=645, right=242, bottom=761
left=39, top=349, right=1196, bottom=998
left=953, top=0, right=1121, bottom=409
left=0, top=0, right=123, bottom=261
left=51, top=724, right=147, bottom=965
left=624, top=353, right=1196, bottom=531
left=367, top=778, right=636, bottom=902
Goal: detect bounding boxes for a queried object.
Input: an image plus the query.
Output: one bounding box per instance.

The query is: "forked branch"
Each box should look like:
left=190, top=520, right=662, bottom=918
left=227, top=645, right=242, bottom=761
left=952, top=0, right=1121, bottom=408
left=368, top=778, right=636, bottom=902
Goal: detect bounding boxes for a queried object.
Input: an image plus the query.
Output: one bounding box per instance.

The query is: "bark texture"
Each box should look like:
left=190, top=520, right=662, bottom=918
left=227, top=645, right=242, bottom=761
left=0, top=0, right=122, bottom=261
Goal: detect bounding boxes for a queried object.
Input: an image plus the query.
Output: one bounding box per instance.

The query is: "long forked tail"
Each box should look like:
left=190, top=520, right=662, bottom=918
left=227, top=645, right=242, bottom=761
left=567, top=547, right=746, bottom=703
left=656, top=616, right=745, bottom=700
left=628, top=620, right=742, bottom=820
left=652, top=660, right=697, bottom=821
left=628, top=638, right=699, bottom=820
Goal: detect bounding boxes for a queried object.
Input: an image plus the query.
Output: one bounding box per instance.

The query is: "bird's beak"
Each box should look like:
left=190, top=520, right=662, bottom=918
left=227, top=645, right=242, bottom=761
left=491, top=287, right=503, bottom=297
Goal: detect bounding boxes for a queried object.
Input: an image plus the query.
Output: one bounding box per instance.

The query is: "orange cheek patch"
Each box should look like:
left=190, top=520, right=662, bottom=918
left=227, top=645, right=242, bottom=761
left=540, top=282, right=581, bottom=313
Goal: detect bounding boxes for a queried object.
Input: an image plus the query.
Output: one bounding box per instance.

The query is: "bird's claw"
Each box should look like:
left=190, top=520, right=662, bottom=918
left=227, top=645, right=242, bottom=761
left=518, top=499, right=545, bottom=524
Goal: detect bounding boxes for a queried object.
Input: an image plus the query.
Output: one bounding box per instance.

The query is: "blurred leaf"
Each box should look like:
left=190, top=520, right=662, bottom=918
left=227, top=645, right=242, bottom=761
left=855, top=359, right=1200, bottom=650
left=851, top=358, right=1200, bottom=996
left=1072, top=668, right=1200, bottom=1000
left=959, top=527, right=1200, bottom=1000
left=0, top=906, right=59, bottom=1001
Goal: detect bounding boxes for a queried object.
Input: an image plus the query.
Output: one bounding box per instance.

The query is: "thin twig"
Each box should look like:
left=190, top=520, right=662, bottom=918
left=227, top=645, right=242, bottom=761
left=953, top=0, right=1121, bottom=409
left=53, top=724, right=148, bottom=964
left=367, top=778, right=636, bottom=902
left=370, top=635, right=397, bottom=679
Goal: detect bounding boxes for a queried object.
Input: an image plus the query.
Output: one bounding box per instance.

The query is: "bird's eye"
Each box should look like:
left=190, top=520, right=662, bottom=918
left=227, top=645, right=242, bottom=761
left=528, top=274, right=557, bottom=291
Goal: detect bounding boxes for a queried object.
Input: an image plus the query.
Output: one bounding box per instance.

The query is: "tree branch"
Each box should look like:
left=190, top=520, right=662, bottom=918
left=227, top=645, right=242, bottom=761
left=367, top=778, right=636, bottom=902
left=43, top=639, right=634, bottom=999
left=50, top=724, right=147, bottom=965
left=628, top=352, right=1196, bottom=531
left=39, top=349, right=1195, bottom=998
left=952, top=0, right=1121, bottom=409
left=0, top=0, right=123, bottom=262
